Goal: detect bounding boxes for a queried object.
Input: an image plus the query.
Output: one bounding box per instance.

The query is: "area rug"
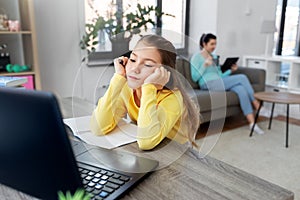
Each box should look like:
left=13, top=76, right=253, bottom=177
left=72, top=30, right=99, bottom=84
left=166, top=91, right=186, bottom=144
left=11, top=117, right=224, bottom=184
left=196, top=119, right=300, bottom=199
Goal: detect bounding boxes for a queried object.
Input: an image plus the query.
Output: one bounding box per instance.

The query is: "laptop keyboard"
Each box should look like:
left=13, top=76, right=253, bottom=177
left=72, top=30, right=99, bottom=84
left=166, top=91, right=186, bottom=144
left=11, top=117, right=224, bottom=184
left=77, top=162, right=131, bottom=200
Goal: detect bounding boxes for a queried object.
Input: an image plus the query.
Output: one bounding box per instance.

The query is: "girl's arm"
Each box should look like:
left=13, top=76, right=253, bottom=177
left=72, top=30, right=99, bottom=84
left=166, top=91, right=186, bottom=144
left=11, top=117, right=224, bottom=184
left=90, top=73, right=127, bottom=135
left=137, top=84, right=183, bottom=150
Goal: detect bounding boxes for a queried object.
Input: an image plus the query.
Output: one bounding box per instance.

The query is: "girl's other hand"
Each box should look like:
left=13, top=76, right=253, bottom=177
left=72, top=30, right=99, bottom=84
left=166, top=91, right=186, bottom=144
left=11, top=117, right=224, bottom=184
left=113, top=56, right=128, bottom=77
left=144, top=66, right=170, bottom=89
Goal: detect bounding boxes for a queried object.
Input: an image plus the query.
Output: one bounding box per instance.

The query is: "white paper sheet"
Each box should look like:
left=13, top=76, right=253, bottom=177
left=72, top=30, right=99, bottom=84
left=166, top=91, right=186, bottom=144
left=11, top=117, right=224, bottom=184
left=63, top=116, right=137, bottom=149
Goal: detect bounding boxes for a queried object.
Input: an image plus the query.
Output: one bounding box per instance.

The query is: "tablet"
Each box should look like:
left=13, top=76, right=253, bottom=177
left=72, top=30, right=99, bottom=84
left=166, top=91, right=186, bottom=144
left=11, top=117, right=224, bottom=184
left=221, top=57, right=239, bottom=72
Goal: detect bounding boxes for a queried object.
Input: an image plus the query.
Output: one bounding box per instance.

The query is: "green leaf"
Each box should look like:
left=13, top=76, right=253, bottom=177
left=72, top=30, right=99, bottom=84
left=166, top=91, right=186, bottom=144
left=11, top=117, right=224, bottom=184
left=58, top=191, right=66, bottom=200
left=66, top=191, right=72, bottom=199
left=137, top=3, right=142, bottom=11
left=73, top=190, right=85, bottom=199
left=57, top=189, right=91, bottom=200
left=92, top=41, right=98, bottom=45
left=92, top=32, right=98, bottom=38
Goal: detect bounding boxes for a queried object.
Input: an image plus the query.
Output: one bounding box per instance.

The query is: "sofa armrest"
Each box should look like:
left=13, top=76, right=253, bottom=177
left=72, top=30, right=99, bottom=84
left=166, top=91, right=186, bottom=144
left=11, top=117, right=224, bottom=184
left=233, top=67, right=266, bottom=92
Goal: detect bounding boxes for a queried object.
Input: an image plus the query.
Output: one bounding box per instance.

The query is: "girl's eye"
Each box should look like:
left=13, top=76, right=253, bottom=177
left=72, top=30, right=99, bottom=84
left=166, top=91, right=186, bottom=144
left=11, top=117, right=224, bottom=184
left=144, top=64, right=153, bottom=67
left=129, top=58, right=136, bottom=62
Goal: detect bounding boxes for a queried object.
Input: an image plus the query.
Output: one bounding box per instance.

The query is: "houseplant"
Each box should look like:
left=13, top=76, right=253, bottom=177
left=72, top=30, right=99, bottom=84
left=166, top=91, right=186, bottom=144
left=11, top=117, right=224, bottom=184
left=80, top=1, right=174, bottom=56
left=58, top=189, right=91, bottom=200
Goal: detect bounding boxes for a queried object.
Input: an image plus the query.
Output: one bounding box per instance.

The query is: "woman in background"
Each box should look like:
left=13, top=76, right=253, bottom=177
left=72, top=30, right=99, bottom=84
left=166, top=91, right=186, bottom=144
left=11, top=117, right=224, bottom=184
left=91, top=35, right=200, bottom=150
left=190, top=33, right=266, bottom=134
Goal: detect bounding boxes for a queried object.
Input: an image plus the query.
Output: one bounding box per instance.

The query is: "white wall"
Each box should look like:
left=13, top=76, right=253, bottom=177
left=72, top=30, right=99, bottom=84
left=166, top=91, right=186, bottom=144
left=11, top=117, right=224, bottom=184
left=188, top=0, right=218, bottom=54
left=188, top=0, right=277, bottom=64
left=34, top=0, right=83, bottom=99
left=34, top=0, right=113, bottom=103
left=215, top=0, right=277, bottom=64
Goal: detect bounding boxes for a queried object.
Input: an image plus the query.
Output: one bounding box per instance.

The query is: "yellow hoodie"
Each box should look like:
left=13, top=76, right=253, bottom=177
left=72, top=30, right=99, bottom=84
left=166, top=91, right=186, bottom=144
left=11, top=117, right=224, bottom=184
left=90, top=73, right=188, bottom=150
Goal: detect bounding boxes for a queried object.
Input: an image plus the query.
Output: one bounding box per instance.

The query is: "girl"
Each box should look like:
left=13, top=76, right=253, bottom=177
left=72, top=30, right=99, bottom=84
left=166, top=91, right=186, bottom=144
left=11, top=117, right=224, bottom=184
left=190, top=33, right=266, bottom=134
left=91, top=35, right=200, bottom=150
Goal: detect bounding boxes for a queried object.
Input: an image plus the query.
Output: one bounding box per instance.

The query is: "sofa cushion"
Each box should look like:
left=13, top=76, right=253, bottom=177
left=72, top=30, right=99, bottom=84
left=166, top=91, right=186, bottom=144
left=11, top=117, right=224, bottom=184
left=193, top=89, right=239, bottom=112
left=233, top=67, right=266, bottom=92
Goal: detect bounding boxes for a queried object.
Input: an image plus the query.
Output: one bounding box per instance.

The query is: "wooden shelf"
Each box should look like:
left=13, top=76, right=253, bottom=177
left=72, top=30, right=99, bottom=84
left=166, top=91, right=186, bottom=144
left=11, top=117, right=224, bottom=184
left=0, top=71, right=35, bottom=76
left=0, top=31, right=32, bottom=35
left=0, top=0, right=41, bottom=90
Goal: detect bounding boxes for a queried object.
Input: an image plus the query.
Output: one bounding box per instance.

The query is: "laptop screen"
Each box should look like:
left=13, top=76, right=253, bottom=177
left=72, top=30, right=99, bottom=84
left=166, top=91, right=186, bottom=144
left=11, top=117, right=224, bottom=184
left=0, top=88, right=82, bottom=199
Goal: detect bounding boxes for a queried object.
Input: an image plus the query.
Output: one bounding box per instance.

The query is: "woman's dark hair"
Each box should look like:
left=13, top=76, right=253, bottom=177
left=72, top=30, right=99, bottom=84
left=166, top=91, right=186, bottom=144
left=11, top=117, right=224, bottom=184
left=199, top=33, right=217, bottom=49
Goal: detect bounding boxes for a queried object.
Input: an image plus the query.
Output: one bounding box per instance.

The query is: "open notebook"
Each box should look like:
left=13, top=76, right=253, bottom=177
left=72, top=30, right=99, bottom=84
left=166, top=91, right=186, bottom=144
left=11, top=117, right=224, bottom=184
left=63, top=116, right=137, bottom=149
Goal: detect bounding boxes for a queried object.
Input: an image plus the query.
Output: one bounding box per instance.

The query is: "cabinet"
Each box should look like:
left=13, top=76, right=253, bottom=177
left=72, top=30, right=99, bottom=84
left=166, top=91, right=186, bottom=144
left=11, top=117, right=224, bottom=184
left=0, top=0, right=41, bottom=89
left=243, top=55, right=300, bottom=91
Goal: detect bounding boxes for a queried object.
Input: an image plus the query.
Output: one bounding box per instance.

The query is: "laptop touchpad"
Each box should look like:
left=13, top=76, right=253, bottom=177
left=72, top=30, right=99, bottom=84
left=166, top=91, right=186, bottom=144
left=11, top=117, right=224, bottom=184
left=76, top=148, right=158, bottom=174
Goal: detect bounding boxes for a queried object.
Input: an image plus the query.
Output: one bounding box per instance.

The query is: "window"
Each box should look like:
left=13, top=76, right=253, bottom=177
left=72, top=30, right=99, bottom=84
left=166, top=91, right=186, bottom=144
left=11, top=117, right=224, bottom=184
left=275, top=0, right=300, bottom=56
left=84, top=0, right=190, bottom=62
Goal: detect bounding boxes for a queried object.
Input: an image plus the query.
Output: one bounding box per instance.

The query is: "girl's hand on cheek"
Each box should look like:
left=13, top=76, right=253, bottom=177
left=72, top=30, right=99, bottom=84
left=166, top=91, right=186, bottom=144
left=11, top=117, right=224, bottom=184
left=113, top=56, right=128, bottom=77
left=144, top=67, right=170, bottom=89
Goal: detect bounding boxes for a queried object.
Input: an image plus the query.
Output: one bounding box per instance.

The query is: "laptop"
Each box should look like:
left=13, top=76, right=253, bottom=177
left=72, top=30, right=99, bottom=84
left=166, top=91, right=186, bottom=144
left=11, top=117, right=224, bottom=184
left=220, top=57, right=239, bottom=72
left=0, top=88, right=158, bottom=200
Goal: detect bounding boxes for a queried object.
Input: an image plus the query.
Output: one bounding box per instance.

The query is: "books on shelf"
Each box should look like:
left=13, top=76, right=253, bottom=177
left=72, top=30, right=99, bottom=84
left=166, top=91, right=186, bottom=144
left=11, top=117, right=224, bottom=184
left=0, top=76, right=28, bottom=87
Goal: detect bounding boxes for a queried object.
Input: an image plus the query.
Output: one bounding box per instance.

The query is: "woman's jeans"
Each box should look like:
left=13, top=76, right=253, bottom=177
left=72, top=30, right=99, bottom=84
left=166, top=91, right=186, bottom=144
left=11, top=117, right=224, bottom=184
left=201, top=74, right=255, bottom=116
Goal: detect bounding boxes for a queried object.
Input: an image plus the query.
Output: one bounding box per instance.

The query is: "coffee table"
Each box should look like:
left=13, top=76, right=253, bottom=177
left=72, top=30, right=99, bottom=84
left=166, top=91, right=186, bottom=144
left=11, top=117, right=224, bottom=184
left=250, top=91, right=300, bottom=148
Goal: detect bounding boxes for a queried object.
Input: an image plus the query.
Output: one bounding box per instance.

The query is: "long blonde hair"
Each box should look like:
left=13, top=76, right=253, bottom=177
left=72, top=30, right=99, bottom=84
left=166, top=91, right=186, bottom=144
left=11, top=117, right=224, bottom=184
left=136, top=35, right=200, bottom=147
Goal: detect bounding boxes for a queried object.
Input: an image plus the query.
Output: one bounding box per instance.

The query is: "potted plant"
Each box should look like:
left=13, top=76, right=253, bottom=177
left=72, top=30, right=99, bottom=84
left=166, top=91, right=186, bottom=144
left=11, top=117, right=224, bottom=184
left=80, top=1, right=174, bottom=56
left=58, top=189, right=91, bottom=200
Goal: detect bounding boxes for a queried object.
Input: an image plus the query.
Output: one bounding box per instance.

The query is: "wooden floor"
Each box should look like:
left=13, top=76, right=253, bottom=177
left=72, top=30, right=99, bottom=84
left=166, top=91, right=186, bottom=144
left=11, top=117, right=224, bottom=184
left=196, top=114, right=300, bottom=140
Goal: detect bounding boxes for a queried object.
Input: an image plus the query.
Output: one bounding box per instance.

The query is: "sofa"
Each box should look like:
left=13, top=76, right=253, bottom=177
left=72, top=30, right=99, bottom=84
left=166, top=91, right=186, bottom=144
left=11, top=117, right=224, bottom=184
left=175, top=56, right=266, bottom=124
